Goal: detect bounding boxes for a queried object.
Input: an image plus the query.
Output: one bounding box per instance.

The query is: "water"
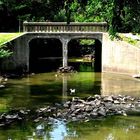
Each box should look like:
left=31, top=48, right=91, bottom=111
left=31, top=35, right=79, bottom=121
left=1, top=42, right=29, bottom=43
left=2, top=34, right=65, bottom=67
left=0, top=72, right=140, bottom=140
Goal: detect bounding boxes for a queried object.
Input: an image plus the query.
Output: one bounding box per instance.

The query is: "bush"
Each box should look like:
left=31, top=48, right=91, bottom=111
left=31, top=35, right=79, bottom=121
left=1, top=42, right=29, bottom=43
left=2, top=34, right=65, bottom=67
left=0, top=45, right=12, bottom=59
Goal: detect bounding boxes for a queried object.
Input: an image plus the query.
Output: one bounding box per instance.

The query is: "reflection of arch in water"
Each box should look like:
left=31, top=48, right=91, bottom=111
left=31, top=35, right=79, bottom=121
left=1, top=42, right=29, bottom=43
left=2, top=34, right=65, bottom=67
left=62, top=75, right=68, bottom=102
left=29, top=38, right=62, bottom=72
left=68, top=38, right=102, bottom=72
left=93, top=72, right=102, bottom=95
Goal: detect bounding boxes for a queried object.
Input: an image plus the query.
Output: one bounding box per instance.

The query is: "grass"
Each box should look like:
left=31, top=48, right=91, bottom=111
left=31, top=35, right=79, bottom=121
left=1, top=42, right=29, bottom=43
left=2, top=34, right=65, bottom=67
left=119, top=33, right=140, bottom=46
left=68, top=57, right=94, bottom=63
left=0, top=33, right=24, bottom=46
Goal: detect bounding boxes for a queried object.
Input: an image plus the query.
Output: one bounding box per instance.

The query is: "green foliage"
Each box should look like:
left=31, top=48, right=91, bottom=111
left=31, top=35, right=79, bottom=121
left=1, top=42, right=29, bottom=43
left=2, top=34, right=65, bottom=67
left=0, top=0, right=139, bottom=34
left=79, top=39, right=95, bottom=45
left=54, top=9, right=67, bottom=22
left=0, top=46, right=12, bottom=59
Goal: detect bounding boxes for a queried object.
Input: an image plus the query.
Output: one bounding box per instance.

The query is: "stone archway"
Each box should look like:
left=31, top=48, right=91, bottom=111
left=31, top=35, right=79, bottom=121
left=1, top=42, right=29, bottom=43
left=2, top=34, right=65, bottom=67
left=68, top=38, right=102, bottom=72
left=29, top=38, right=62, bottom=73
left=4, top=32, right=103, bottom=74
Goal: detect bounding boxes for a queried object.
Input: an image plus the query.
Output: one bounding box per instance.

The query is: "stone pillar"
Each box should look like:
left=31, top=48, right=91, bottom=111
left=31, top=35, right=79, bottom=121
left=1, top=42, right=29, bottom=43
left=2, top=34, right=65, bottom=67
left=62, top=38, right=69, bottom=67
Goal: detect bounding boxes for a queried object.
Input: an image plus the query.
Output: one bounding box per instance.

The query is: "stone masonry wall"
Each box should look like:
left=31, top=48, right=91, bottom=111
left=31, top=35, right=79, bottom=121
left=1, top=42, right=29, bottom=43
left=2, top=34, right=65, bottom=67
left=102, top=33, right=140, bottom=75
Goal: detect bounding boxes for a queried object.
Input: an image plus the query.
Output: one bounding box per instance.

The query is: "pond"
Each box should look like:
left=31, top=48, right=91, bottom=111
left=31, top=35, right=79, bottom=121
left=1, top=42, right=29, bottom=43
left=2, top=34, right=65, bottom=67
left=0, top=72, right=140, bottom=140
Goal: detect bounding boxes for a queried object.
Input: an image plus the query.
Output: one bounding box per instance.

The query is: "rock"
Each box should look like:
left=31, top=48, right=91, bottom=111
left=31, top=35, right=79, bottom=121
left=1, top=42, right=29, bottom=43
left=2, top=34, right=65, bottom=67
left=19, top=110, right=28, bottom=115
left=72, top=97, right=80, bottom=102
left=71, top=117, right=78, bottom=122
left=88, top=101, right=96, bottom=106
left=75, top=103, right=85, bottom=108
left=95, top=99, right=101, bottom=106
left=98, top=108, right=106, bottom=116
left=77, top=114, right=84, bottom=119
left=34, top=117, right=43, bottom=122
left=94, top=95, right=101, bottom=99
left=57, top=66, right=75, bottom=73
left=5, top=114, right=18, bottom=119
left=0, top=95, right=139, bottom=126
left=90, top=112, right=98, bottom=118
left=63, top=101, right=71, bottom=108
left=113, top=100, right=120, bottom=104
left=85, top=106, right=93, bottom=112
left=104, top=96, right=113, bottom=102
left=57, top=112, right=62, bottom=118
left=0, top=85, right=5, bottom=88
left=87, top=96, right=95, bottom=101
left=0, top=123, right=5, bottom=127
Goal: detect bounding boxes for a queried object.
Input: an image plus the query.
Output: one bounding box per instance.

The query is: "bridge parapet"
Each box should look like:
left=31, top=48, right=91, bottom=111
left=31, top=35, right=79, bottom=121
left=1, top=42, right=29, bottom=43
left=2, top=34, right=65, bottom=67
left=23, top=22, right=107, bottom=33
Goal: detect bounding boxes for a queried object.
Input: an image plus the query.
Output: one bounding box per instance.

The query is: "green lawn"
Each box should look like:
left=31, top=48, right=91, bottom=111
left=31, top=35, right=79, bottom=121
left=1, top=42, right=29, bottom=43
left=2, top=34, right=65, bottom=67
left=0, top=33, right=24, bottom=46
left=119, top=33, right=140, bottom=47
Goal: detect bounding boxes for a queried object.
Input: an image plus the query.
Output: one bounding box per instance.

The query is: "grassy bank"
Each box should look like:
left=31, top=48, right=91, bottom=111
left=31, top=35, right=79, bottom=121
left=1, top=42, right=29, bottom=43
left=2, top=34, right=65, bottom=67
left=0, top=33, right=24, bottom=46
left=119, top=33, right=140, bottom=47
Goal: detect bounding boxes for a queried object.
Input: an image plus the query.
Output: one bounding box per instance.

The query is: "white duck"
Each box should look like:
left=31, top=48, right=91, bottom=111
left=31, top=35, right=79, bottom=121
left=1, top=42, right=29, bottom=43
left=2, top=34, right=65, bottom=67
left=69, top=88, right=76, bottom=95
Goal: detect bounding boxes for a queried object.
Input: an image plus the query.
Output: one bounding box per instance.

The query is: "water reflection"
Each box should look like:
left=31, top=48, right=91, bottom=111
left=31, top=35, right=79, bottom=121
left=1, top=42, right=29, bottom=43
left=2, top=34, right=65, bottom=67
left=1, top=72, right=140, bottom=110
left=49, top=120, right=68, bottom=140
left=62, top=75, right=68, bottom=102
left=102, top=72, right=140, bottom=96
left=3, top=116, right=140, bottom=140
left=24, top=120, right=77, bottom=140
left=1, top=72, right=140, bottom=139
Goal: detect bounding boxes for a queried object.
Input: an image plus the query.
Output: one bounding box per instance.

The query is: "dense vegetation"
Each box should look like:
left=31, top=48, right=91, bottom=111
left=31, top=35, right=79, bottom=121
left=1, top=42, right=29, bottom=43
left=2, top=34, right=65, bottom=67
left=0, top=0, right=140, bottom=34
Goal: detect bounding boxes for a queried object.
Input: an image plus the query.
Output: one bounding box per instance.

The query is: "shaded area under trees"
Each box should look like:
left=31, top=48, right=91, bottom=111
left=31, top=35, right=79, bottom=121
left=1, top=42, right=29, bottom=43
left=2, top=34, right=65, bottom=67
left=0, top=0, right=139, bottom=34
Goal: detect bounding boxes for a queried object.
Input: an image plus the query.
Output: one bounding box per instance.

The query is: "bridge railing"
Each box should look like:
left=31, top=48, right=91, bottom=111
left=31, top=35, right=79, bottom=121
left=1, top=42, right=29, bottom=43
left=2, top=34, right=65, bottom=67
left=23, top=22, right=108, bottom=32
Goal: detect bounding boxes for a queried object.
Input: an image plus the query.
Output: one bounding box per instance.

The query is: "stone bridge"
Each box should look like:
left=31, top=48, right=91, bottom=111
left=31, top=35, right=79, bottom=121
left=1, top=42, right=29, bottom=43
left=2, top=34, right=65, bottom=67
left=2, top=22, right=140, bottom=75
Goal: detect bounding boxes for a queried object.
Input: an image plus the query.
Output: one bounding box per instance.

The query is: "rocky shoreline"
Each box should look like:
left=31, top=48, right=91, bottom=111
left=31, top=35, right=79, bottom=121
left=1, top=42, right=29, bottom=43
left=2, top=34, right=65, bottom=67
left=0, top=95, right=140, bottom=127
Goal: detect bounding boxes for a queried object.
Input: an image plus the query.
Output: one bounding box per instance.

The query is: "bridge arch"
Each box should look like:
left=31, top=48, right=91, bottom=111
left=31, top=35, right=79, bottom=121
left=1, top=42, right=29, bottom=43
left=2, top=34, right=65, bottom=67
left=26, top=33, right=103, bottom=72
left=28, top=37, right=62, bottom=72
left=3, top=33, right=103, bottom=73
left=68, top=38, right=102, bottom=72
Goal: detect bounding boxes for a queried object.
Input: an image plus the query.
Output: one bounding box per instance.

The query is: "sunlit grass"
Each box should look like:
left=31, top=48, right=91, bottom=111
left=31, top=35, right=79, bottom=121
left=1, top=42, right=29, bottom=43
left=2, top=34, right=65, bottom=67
left=68, top=57, right=94, bottom=63
left=0, top=33, right=24, bottom=46
left=119, top=33, right=140, bottom=47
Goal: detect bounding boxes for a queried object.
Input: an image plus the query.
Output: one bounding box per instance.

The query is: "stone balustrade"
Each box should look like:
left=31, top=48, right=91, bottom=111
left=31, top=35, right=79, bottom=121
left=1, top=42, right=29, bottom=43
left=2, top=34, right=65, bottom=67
left=23, top=22, right=108, bottom=32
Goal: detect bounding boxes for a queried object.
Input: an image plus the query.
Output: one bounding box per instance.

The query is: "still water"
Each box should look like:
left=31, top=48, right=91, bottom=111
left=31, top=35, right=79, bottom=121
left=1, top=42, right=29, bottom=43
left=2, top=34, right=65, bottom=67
left=0, top=72, right=140, bottom=140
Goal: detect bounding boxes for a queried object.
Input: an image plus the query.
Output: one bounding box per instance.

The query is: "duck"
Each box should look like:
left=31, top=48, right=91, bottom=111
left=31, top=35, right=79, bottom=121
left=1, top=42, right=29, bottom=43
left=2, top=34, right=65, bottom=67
left=69, top=88, right=76, bottom=95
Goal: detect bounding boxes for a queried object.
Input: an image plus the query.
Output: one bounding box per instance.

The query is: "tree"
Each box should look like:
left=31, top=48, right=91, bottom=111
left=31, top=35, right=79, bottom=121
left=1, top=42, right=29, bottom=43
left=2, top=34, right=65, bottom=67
left=0, top=0, right=139, bottom=34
